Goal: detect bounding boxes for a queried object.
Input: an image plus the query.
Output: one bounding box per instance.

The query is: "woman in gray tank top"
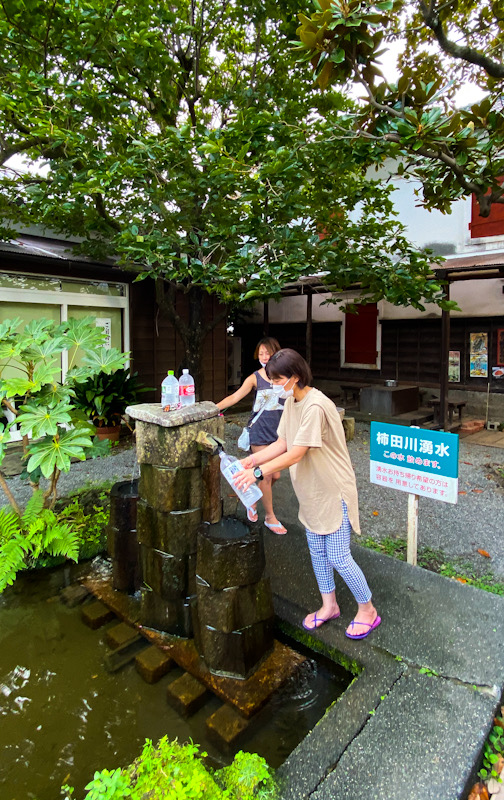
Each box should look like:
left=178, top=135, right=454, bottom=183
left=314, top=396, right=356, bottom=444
left=216, top=337, right=287, bottom=534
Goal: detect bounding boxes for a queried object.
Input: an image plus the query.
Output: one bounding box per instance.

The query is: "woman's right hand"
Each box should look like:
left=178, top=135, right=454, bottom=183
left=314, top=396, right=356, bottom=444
left=240, top=455, right=255, bottom=469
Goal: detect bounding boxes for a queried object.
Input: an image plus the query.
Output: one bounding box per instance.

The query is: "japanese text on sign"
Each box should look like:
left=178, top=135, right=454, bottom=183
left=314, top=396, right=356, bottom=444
left=370, top=422, right=459, bottom=504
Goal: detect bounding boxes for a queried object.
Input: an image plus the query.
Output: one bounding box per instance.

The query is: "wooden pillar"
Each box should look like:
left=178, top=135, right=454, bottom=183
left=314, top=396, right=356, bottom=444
left=306, top=291, right=313, bottom=367
left=439, top=277, right=450, bottom=431
left=263, top=301, right=269, bottom=335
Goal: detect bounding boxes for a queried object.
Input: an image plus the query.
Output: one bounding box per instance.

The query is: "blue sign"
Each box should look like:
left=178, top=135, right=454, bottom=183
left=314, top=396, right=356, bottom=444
left=370, top=422, right=459, bottom=504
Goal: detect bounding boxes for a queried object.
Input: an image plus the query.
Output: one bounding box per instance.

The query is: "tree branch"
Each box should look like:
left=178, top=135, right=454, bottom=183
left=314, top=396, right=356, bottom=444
left=0, top=136, right=52, bottom=166
left=419, top=0, right=504, bottom=79
left=93, top=193, right=122, bottom=232
left=155, top=279, right=189, bottom=339
left=0, top=470, right=22, bottom=516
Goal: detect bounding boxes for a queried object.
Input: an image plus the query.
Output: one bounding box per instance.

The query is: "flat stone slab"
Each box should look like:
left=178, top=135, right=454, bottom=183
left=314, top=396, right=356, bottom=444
left=126, top=401, right=220, bottom=428
left=311, top=672, right=496, bottom=800
left=166, top=673, right=209, bottom=717
left=135, top=646, right=175, bottom=684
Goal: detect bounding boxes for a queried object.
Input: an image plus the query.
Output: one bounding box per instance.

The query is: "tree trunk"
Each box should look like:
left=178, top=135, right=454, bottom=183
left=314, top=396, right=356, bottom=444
left=156, top=281, right=227, bottom=400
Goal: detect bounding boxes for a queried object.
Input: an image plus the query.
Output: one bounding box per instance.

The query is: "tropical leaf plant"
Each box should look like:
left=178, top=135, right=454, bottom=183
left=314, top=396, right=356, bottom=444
left=0, top=490, right=79, bottom=592
left=0, top=316, right=129, bottom=513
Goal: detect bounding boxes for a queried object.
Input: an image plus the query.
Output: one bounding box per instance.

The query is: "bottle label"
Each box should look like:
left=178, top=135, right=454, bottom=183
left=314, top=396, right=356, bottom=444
left=223, top=462, right=241, bottom=479
left=180, top=384, right=195, bottom=396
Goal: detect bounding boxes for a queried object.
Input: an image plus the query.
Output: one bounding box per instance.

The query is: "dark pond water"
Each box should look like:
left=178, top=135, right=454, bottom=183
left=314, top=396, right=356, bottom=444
left=0, top=562, right=350, bottom=799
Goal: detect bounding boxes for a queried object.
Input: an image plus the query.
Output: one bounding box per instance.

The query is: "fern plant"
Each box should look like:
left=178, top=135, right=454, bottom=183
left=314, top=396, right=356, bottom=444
left=0, top=491, right=79, bottom=592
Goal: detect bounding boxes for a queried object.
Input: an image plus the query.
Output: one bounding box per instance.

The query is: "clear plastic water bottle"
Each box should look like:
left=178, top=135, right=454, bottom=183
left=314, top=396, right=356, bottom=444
left=161, top=370, right=179, bottom=410
left=179, top=368, right=195, bottom=406
left=219, top=451, right=262, bottom=510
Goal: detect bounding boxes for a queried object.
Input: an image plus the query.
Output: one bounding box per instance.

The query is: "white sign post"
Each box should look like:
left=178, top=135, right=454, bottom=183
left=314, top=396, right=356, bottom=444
left=370, top=422, right=459, bottom=565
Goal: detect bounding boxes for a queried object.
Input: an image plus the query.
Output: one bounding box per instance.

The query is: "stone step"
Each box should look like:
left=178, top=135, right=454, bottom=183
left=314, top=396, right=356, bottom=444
left=105, top=621, right=139, bottom=650
left=60, top=583, right=90, bottom=608
left=135, top=646, right=175, bottom=684
left=206, top=704, right=250, bottom=753
left=104, top=635, right=149, bottom=673
left=166, top=672, right=210, bottom=717
left=81, top=601, right=116, bottom=630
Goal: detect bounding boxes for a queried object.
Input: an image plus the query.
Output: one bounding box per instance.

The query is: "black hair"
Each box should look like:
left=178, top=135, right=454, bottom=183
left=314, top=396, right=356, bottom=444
left=265, top=348, right=312, bottom=389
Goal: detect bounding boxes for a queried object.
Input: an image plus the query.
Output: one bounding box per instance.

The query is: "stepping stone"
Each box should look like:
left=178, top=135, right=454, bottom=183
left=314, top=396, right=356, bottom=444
left=166, top=673, right=209, bottom=717
left=60, top=584, right=90, bottom=608
left=81, top=601, right=115, bottom=630
left=104, top=636, right=149, bottom=673
left=206, top=704, right=250, bottom=753
left=135, top=646, right=174, bottom=684
left=105, top=622, right=139, bottom=650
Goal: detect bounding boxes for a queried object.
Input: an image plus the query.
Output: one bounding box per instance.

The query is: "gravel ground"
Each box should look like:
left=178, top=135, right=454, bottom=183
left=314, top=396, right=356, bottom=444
left=3, top=419, right=504, bottom=579
left=224, top=416, right=504, bottom=581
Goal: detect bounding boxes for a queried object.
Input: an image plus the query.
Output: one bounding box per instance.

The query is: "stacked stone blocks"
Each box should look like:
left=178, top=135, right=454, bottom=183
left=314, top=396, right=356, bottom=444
left=129, top=403, right=224, bottom=638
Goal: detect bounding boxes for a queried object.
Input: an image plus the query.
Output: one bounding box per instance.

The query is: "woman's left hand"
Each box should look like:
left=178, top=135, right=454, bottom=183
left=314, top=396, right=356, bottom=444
left=234, top=468, right=256, bottom=491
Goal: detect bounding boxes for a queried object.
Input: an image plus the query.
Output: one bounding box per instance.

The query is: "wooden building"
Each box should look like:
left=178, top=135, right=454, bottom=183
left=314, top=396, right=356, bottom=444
left=0, top=232, right=227, bottom=404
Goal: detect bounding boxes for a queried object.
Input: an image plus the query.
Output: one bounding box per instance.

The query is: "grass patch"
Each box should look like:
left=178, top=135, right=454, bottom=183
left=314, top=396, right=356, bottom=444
left=360, top=535, right=504, bottom=596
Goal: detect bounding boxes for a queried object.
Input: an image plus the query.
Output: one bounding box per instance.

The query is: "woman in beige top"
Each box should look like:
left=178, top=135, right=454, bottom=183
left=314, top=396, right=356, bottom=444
left=234, top=348, right=380, bottom=640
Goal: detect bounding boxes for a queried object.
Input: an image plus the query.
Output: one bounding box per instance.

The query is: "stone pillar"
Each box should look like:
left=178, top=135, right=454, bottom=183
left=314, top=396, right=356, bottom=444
left=107, top=479, right=141, bottom=594
left=194, top=518, right=274, bottom=679
left=126, top=401, right=224, bottom=637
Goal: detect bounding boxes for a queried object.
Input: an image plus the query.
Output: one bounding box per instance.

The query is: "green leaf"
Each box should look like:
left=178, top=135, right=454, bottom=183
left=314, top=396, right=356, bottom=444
left=80, top=348, right=129, bottom=374
left=16, top=402, right=73, bottom=438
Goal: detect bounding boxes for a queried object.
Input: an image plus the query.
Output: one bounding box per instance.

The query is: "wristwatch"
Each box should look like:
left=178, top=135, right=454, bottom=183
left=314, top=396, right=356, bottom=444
left=253, top=466, right=264, bottom=481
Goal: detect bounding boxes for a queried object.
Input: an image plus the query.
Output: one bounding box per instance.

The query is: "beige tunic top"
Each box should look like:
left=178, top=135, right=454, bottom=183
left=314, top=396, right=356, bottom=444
left=277, top=388, right=360, bottom=535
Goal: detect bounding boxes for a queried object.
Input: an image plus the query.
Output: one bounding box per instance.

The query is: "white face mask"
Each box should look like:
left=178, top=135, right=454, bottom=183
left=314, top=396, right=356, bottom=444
left=272, top=379, right=294, bottom=399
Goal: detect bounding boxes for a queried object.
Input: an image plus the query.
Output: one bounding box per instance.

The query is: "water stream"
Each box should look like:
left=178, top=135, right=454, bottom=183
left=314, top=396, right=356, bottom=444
left=0, top=563, right=350, bottom=799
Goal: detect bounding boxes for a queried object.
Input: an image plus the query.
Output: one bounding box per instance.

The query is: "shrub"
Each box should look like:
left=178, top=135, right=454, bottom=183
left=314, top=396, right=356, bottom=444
left=62, top=737, right=278, bottom=800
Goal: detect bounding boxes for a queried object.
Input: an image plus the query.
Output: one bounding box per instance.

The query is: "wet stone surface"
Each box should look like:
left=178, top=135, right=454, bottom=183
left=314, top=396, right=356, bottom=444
left=140, top=586, right=194, bottom=637
left=132, top=409, right=224, bottom=469
left=111, top=556, right=142, bottom=594
left=109, top=479, right=139, bottom=532
left=206, top=704, right=250, bottom=752
left=196, top=520, right=265, bottom=590
left=196, top=618, right=275, bottom=680
left=166, top=672, right=210, bottom=717
left=139, top=464, right=202, bottom=513
left=196, top=577, right=274, bottom=634
left=136, top=501, right=201, bottom=555
left=140, top=544, right=191, bottom=601
left=135, top=646, right=175, bottom=684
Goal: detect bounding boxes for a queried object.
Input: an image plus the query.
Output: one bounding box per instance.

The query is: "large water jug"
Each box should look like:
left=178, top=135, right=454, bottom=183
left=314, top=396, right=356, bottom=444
left=219, top=451, right=262, bottom=510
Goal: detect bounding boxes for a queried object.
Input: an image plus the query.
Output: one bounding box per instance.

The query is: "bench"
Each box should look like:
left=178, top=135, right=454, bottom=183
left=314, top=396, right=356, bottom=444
left=428, top=399, right=466, bottom=424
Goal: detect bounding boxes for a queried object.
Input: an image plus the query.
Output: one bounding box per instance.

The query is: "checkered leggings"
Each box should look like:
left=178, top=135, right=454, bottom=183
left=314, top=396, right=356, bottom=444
left=305, top=501, right=372, bottom=604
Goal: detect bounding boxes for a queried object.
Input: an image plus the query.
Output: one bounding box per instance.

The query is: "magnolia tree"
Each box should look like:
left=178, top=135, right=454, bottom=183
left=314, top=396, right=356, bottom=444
left=0, top=0, right=457, bottom=390
left=294, top=0, right=504, bottom=216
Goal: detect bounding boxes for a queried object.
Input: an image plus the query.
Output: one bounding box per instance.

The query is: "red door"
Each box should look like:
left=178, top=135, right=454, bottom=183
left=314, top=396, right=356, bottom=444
left=344, top=304, right=378, bottom=365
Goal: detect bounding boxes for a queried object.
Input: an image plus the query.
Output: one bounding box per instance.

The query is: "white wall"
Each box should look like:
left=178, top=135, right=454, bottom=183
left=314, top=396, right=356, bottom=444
left=263, top=276, right=504, bottom=323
